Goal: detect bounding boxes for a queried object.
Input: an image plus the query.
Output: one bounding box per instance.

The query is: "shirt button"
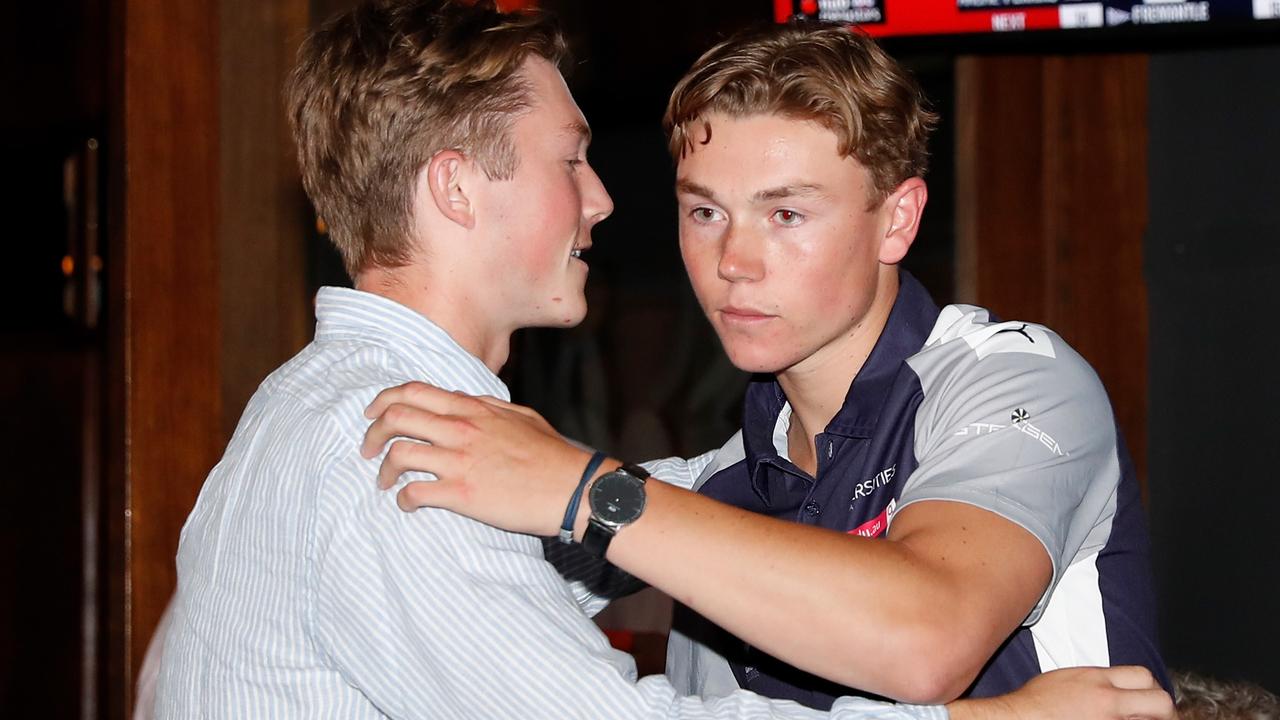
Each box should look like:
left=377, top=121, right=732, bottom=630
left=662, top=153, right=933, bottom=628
left=826, top=442, right=834, bottom=459
left=804, top=501, right=821, bottom=517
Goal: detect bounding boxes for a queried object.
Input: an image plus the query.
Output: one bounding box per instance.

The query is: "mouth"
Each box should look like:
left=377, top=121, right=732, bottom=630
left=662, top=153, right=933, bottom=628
left=719, top=306, right=774, bottom=324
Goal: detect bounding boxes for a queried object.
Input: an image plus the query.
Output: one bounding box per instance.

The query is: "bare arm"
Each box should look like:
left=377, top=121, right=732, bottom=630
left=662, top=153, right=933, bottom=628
left=609, top=482, right=1049, bottom=703
left=362, top=384, right=1049, bottom=704
left=947, top=667, right=1176, bottom=720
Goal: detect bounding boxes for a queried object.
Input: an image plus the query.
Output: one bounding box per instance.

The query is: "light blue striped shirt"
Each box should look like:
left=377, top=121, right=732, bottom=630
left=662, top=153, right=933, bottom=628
left=155, top=287, right=947, bottom=720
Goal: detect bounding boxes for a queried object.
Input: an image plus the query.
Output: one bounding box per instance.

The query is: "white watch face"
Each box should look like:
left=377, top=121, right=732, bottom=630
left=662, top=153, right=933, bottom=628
left=589, top=471, right=646, bottom=525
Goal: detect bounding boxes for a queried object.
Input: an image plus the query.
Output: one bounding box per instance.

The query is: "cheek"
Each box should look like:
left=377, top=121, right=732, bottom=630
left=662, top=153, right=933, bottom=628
left=680, top=240, right=721, bottom=303
left=777, top=243, right=874, bottom=320
left=524, top=169, right=579, bottom=226
left=513, top=206, right=570, bottom=272
left=545, top=170, right=584, bottom=218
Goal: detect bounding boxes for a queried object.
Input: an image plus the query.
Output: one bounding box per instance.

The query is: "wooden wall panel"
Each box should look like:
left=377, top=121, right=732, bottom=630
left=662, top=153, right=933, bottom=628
left=109, top=0, right=221, bottom=715
left=220, top=0, right=311, bottom=438
left=955, top=56, right=1047, bottom=314
left=955, top=54, right=1150, bottom=489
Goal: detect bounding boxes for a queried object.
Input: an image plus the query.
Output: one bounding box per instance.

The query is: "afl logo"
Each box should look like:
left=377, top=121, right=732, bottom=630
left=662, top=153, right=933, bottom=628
left=1011, top=408, right=1029, bottom=424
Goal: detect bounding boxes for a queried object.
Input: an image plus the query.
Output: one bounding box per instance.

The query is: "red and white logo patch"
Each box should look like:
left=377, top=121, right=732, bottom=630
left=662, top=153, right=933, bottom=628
left=849, top=498, right=897, bottom=538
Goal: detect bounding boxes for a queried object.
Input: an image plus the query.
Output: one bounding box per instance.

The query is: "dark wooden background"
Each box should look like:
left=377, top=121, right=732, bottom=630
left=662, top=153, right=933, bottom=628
left=1, top=1, right=1275, bottom=717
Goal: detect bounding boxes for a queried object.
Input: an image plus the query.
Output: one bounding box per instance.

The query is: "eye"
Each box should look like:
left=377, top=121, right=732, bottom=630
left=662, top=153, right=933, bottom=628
left=690, top=207, right=723, bottom=223
left=773, top=209, right=805, bottom=226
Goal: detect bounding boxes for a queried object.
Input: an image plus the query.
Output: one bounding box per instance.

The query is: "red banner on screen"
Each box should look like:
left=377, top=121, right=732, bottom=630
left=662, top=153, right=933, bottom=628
left=774, top=0, right=1248, bottom=37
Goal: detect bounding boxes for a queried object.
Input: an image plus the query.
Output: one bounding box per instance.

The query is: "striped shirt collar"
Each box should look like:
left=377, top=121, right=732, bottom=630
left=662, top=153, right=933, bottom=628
left=314, top=285, right=510, bottom=401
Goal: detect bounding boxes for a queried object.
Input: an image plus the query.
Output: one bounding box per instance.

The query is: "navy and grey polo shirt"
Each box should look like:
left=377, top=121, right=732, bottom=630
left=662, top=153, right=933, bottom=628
left=665, top=271, right=1169, bottom=708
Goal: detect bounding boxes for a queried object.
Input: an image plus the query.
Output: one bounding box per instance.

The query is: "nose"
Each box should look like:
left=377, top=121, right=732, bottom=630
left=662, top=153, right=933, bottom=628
left=581, top=163, right=614, bottom=227
left=717, top=223, right=764, bottom=283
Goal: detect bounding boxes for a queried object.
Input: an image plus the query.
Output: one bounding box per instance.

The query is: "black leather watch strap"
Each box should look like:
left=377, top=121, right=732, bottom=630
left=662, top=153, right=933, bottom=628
left=581, top=516, right=614, bottom=558
left=617, top=463, right=651, bottom=482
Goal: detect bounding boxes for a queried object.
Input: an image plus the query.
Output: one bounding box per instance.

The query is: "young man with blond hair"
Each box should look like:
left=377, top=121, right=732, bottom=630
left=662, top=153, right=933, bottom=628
left=158, top=1, right=641, bottom=715
left=363, top=20, right=1171, bottom=715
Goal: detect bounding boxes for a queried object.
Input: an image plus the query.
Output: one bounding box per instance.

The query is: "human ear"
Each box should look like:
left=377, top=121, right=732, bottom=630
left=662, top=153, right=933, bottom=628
left=424, top=150, right=474, bottom=229
left=879, top=177, right=928, bottom=265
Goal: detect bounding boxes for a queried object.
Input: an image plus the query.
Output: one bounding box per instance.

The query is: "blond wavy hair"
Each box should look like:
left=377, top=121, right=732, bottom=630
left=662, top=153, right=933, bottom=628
left=286, top=0, right=567, bottom=277
left=665, top=23, right=936, bottom=208
left=1174, top=670, right=1280, bottom=720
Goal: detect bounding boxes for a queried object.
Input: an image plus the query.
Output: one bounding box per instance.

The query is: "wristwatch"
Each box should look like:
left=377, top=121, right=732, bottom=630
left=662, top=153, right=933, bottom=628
left=581, top=463, right=650, bottom=558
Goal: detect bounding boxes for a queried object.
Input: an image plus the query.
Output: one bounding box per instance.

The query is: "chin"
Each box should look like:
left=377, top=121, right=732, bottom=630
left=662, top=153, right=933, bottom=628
left=721, top=343, right=794, bottom=375
left=540, top=297, right=587, bottom=327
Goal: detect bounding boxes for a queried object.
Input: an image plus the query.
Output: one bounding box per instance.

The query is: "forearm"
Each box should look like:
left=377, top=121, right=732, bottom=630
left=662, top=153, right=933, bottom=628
left=944, top=698, right=1009, bottom=720
left=576, top=480, right=1016, bottom=702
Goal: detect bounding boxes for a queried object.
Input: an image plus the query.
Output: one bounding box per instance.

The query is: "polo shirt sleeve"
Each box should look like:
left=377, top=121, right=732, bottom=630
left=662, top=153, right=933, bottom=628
left=897, top=311, right=1122, bottom=623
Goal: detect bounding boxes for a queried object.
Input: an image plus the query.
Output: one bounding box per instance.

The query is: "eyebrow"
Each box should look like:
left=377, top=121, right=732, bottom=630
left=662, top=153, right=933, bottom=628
left=563, top=120, right=591, bottom=145
left=753, top=184, right=824, bottom=202
left=675, top=179, right=825, bottom=204
left=675, top=179, right=717, bottom=200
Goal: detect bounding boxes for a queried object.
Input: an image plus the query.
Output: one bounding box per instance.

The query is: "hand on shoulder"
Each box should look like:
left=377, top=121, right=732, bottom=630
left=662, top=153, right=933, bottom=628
left=948, top=666, right=1176, bottom=720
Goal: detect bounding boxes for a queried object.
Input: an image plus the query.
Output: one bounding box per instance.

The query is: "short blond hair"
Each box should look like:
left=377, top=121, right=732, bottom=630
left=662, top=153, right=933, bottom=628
left=286, top=0, right=567, bottom=277
left=1174, top=670, right=1280, bottom=720
left=665, top=23, right=936, bottom=206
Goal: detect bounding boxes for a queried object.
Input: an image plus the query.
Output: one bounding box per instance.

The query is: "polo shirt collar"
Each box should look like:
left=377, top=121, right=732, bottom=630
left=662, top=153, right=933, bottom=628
left=741, top=270, right=940, bottom=503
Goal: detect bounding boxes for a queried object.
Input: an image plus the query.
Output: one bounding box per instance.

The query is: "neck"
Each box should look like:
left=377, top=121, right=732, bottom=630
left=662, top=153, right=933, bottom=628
left=778, top=268, right=899, bottom=474
left=355, top=266, right=512, bottom=373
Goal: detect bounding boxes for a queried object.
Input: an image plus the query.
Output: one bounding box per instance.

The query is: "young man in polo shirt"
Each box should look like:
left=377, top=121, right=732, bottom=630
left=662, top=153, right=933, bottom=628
left=363, top=21, right=1169, bottom=711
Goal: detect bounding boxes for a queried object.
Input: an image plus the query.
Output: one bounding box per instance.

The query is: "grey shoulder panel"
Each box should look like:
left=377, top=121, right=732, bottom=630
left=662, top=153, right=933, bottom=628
left=903, top=305, right=1121, bottom=622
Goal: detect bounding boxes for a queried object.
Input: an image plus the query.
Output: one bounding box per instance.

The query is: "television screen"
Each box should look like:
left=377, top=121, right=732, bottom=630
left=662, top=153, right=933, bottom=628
left=774, top=0, right=1279, bottom=37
